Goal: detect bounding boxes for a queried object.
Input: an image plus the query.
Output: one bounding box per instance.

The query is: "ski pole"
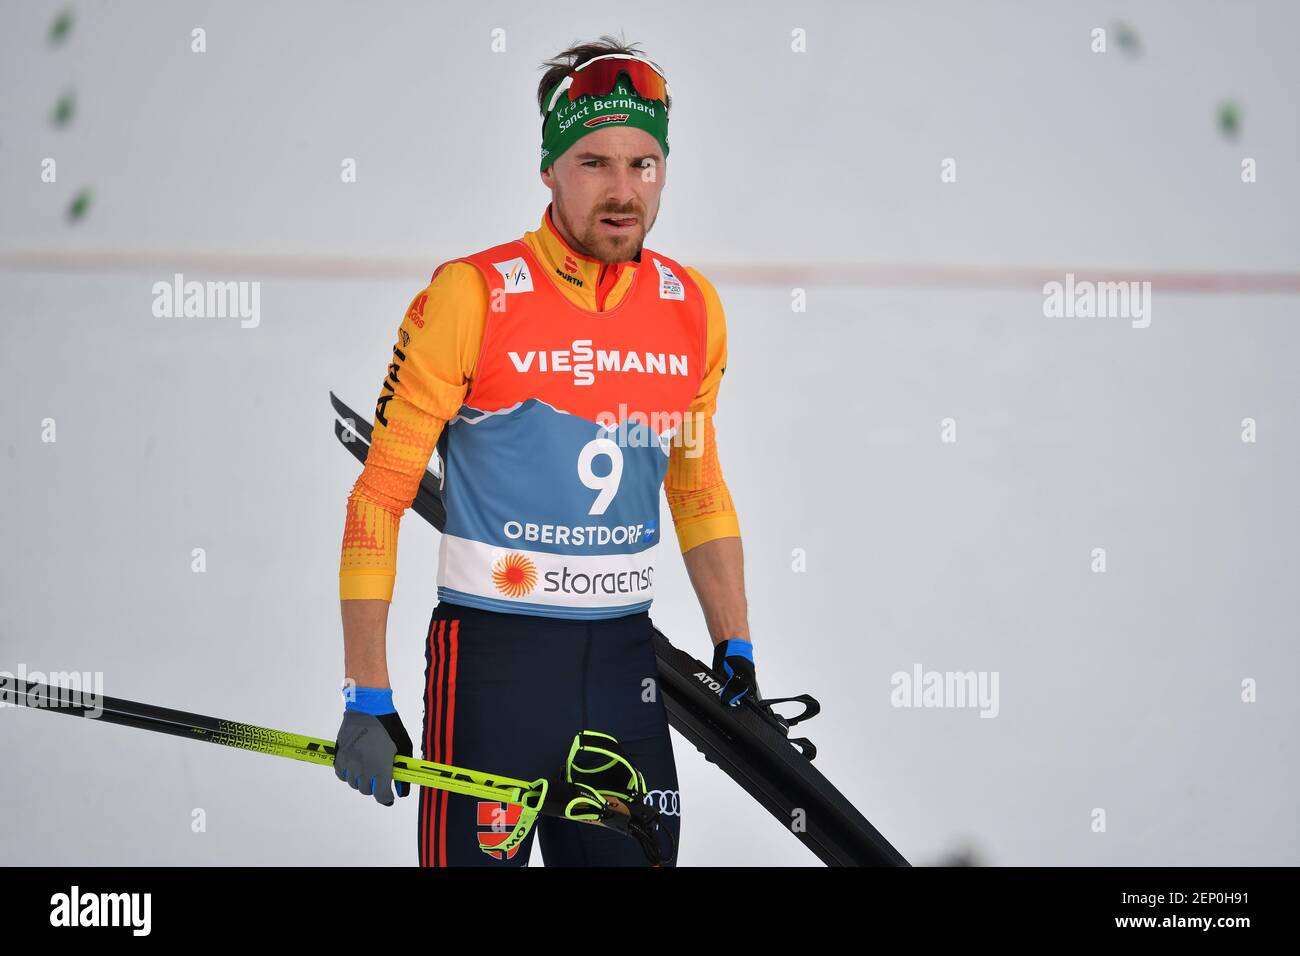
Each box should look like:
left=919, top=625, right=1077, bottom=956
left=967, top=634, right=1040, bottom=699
left=6, top=679, right=671, bottom=861
left=6, top=679, right=539, bottom=803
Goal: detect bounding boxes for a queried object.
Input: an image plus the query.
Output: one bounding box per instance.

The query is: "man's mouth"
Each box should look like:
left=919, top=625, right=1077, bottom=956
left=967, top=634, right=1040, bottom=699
left=599, top=216, right=638, bottom=233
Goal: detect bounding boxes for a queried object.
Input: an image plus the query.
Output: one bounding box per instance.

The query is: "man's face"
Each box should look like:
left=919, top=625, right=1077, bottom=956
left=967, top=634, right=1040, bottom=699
left=540, top=126, right=666, bottom=264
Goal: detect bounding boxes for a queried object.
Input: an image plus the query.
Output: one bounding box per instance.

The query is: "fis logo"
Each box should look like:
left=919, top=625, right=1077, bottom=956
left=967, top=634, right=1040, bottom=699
left=492, top=256, right=534, bottom=294
left=477, top=802, right=526, bottom=860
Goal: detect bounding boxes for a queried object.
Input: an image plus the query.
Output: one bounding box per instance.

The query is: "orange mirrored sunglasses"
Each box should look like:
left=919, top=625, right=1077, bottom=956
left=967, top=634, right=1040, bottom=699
left=546, top=53, right=671, bottom=114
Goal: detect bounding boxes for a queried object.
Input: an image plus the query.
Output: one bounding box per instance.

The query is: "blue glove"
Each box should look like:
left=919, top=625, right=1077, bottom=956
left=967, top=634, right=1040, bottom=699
left=334, top=686, right=413, bottom=805
left=712, top=639, right=759, bottom=707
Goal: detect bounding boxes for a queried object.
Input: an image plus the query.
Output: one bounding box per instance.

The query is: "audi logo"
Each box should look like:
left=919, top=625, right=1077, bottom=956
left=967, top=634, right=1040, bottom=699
left=643, top=789, right=680, bottom=816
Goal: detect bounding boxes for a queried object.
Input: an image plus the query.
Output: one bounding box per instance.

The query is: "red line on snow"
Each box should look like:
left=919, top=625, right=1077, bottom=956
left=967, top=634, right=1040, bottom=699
left=1, top=249, right=1298, bottom=292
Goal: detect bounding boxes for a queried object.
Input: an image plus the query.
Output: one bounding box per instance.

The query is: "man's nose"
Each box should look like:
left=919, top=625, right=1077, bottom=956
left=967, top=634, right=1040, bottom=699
left=605, top=166, right=644, bottom=207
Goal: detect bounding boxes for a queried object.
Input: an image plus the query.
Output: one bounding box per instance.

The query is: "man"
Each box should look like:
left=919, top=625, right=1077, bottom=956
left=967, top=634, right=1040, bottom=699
left=332, top=37, right=756, bottom=867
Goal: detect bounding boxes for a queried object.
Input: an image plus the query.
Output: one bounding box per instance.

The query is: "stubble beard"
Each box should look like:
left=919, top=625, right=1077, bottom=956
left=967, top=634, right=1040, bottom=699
left=555, top=192, right=653, bottom=265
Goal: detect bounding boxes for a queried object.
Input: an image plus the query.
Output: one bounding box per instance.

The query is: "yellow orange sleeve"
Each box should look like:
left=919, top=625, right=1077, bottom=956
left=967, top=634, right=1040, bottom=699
left=665, top=268, right=741, bottom=553
left=338, top=262, right=486, bottom=602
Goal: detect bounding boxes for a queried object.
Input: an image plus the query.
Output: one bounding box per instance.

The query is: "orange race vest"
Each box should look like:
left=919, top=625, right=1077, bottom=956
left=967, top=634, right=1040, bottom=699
left=432, top=238, right=708, bottom=619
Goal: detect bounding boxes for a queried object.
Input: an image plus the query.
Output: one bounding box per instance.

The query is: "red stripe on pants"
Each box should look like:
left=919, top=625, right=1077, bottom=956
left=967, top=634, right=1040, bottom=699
left=420, top=618, right=459, bottom=867
left=440, top=619, right=459, bottom=864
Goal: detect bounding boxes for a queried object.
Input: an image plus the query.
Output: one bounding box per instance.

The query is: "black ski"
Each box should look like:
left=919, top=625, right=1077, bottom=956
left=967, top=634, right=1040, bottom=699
left=652, top=631, right=908, bottom=865
left=330, top=391, right=908, bottom=866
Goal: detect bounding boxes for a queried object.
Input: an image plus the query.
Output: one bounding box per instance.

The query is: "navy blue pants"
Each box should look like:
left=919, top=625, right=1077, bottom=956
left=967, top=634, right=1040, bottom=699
left=417, top=601, right=681, bottom=866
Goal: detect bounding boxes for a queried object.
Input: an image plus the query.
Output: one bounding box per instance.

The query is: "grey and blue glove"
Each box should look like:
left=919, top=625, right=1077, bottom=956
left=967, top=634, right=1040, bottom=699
left=333, top=686, right=413, bottom=807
